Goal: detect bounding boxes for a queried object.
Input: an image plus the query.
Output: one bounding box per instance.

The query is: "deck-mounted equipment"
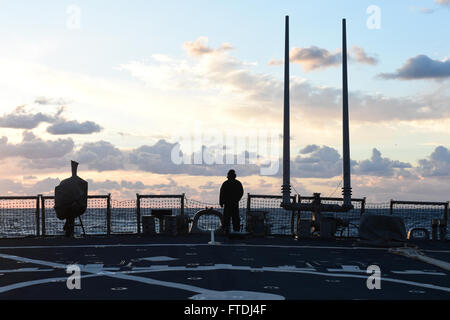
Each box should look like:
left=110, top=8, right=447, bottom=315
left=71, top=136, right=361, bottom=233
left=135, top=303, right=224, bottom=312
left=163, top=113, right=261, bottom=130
left=281, top=16, right=354, bottom=214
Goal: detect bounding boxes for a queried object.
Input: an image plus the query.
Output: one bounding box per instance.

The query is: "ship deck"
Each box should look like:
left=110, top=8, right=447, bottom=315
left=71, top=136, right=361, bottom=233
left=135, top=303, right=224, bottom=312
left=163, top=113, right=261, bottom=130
left=0, top=235, right=449, bottom=300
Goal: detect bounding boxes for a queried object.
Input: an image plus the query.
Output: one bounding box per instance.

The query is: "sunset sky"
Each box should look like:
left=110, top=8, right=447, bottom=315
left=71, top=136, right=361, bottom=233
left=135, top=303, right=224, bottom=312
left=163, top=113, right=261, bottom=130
left=0, top=0, right=449, bottom=202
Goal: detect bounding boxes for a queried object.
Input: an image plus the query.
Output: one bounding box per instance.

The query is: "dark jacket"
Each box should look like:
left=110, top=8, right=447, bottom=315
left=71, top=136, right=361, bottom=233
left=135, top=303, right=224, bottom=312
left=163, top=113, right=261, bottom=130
left=220, top=179, right=244, bottom=206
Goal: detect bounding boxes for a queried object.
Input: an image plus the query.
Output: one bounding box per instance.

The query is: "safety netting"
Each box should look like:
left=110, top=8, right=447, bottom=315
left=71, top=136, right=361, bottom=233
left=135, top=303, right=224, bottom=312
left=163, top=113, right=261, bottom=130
left=296, top=197, right=367, bottom=238
left=247, top=195, right=296, bottom=235
left=110, top=199, right=137, bottom=234
left=42, top=196, right=108, bottom=236
left=0, top=197, right=39, bottom=238
left=390, top=201, right=448, bottom=240
left=0, top=194, right=447, bottom=240
left=138, top=195, right=184, bottom=233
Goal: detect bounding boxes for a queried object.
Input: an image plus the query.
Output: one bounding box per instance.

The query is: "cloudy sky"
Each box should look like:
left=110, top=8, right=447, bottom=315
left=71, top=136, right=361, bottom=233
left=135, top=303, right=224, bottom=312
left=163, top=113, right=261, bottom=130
left=0, top=0, right=449, bottom=202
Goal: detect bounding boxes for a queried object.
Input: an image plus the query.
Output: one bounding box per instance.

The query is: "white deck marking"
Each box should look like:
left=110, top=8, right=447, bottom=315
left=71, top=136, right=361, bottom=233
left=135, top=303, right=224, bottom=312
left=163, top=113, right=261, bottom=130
left=0, top=268, right=54, bottom=273
left=391, top=270, right=446, bottom=276
left=1, top=253, right=450, bottom=295
left=0, top=242, right=448, bottom=255
left=0, top=253, right=285, bottom=299
left=327, top=265, right=366, bottom=273
left=0, top=274, right=99, bottom=293
left=140, top=256, right=179, bottom=262
left=389, top=247, right=450, bottom=271
left=0, top=243, right=403, bottom=251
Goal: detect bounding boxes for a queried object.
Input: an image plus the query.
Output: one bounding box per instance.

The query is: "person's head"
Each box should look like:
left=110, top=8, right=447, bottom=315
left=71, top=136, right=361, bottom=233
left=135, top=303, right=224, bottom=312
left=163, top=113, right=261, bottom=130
left=227, top=169, right=237, bottom=180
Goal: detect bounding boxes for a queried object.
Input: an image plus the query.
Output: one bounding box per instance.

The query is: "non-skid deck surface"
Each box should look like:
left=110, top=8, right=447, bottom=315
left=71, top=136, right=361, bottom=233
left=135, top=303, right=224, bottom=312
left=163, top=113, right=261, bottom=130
left=0, top=235, right=449, bottom=300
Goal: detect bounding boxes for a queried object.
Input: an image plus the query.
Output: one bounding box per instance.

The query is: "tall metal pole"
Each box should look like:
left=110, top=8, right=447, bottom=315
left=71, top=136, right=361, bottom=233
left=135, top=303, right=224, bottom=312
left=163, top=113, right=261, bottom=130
left=282, top=15, right=291, bottom=206
left=342, top=18, right=352, bottom=207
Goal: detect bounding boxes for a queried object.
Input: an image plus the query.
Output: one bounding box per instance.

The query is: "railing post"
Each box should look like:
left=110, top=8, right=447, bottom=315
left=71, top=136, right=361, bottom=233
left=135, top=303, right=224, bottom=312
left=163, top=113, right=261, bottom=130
left=106, top=193, right=111, bottom=236
left=444, top=202, right=448, bottom=224
left=245, top=193, right=251, bottom=232
left=444, top=202, right=449, bottom=238
left=291, top=195, right=297, bottom=236
left=389, top=199, right=394, bottom=215
left=181, top=193, right=185, bottom=216
left=361, top=197, right=366, bottom=216
left=36, top=195, right=41, bottom=237
left=136, top=193, right=141, bottom=234
left=41, top=196, right=46, bottom=237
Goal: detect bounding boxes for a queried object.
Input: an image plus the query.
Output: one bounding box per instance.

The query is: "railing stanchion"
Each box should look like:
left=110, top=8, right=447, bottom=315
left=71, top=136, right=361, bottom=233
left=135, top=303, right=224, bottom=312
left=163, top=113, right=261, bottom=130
left=361, top=197, right=366, bottom=216
left=246, top=193, right=251, bottom=232
left=291, top=196, right=297, bottom=236
left=35, top=195, right=41, bottom=237
left=136, top=194, right=141, bottom=234
left=41, top=196, right=46, bottom=237
left=181, top=193, right=185, bottom=216
left=106, top=193, right=111, bottom=236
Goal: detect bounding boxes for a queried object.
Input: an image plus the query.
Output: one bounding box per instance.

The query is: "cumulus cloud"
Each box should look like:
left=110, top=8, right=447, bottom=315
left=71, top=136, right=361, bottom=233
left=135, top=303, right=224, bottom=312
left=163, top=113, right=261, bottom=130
left=199, top=181, right=218, bottom=190
left=74, top=141, right=125, bottom=172
left=435, top=0, right=450, bottom=7
left=379, top=55, right=450, bottom=80
left=120, top=39, right=279, bottom=100
left=0, top=105, right=102, bottom=135
left=129, top=140, right=184, bottom=174
left=353, top=148, right=412, bottom=177
left=1, top=132, right=447, bottom=202
left=120, top=38, right=447, bottom=123
left=299, top=144, right=320, bottom=154
left=85, top=179, right=149, bottom=195
left=268, top=58, right=284, bottom=66
left=47, top=120, right=103, bottom=135
left=0, top=177, right=157, bottom=198
left=0, top=131, right=74, bottom=160
left=269, top=46, right=377, bottom=71
left=182, top=37, right=233, bottom=57
left=291, top=145, right=344, bottom=178
left=0, top=177, right=60, bottom=196
left=351, top=46, right=378, bottom=65
left=34, top=97, right=72, bottom=105
left=0, top=105, right=62, bottom=129
left=290, top=46, right=342, bottom=71
left=129, top=140, right=260, bottom=176
left=417, top=146, right=450, bottom=177
left=286, top=145, right=414, bottom=179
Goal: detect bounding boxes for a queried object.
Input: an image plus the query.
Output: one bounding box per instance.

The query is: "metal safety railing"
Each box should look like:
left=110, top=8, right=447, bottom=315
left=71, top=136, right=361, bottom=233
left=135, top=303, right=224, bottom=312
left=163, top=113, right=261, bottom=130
left=40, top=194, right=111, bottom=236
left=0, top=194, right=448, bottom=240
left=0, top=196, right=40, bottom=238
left=390, top=200, right=448, bottom=239
left=136, top=194, right=185, bottom=234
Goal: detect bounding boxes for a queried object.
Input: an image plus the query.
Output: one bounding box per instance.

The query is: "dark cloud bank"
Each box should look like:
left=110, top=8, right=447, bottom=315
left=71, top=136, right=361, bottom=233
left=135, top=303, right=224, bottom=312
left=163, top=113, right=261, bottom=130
left=2, top=130, right=449, bottom=180
left=0, top=105, right=103, bottom=135
left=379, top=55, right=450, bottom=80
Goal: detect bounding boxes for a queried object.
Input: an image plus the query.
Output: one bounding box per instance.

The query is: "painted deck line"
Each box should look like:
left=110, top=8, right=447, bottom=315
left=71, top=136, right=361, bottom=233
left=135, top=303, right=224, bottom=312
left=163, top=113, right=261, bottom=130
left=1, top=253, right=450, bottom=295
left=119, top=266, right=450, bottom=293
left=0, top=243, right=448, bottom=257
left=0, top=274, right=99, bottom=293
left=0, top=243, right=417, bottom=251
left=0, top=268, right=54, bottom=273
left=0, top=253, right=284, bottom=299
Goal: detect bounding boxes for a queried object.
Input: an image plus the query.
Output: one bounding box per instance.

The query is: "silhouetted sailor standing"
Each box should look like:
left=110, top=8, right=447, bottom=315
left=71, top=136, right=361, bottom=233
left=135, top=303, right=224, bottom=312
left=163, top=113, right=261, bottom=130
left=220, top=170, right=244, bottom=234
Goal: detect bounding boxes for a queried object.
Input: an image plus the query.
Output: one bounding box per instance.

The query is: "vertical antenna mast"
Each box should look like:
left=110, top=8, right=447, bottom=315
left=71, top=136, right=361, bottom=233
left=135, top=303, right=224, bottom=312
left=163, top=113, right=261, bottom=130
left=342, top=18, right=352, bottom=207
left=282, top=15, right=291, bottom=205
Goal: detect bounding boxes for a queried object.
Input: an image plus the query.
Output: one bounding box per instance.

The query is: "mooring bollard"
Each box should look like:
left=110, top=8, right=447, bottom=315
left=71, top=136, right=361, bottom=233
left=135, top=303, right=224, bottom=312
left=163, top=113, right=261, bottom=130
left=209, top=230, right=215, bottom=245
left=208, top=229, right=220, bottom=245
